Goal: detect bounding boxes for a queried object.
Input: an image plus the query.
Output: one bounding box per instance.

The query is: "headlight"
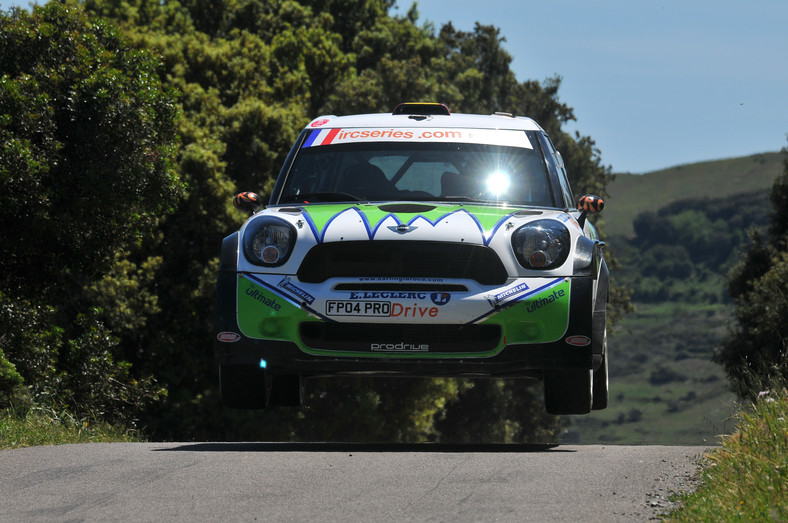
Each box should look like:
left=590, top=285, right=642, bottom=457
left=243, top=218, right=296, bottom=267
left=511, top=220, right=570, bottom=270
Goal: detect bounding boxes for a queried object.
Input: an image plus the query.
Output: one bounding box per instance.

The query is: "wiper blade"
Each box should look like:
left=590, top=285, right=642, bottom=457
left=440, top=195, right=487, bottom=202
left=280, top=191, right=362, bottom=203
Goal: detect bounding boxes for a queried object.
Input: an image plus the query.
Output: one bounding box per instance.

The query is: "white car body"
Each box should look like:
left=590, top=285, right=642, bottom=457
left=214, top=103, right=609, bottom=414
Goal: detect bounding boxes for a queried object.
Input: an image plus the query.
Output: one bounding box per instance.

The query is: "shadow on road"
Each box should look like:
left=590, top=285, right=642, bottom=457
left=153, top=442, right=571, bottom=453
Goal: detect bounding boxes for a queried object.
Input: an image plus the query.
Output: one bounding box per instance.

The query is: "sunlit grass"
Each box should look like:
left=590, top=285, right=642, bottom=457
left=0, top=406, right=142, bottom=449
left=668, top=388, right=788, bottom=520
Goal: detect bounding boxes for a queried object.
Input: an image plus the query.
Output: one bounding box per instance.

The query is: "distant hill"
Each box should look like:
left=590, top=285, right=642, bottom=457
left=603, top=152, right=785, bottom=238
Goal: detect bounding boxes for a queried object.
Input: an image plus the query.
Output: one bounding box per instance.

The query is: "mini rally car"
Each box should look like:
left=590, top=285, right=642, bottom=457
left=214, top=103, right=609, bottom=414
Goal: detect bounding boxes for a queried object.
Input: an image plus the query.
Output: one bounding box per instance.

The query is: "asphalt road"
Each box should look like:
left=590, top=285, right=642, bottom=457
left=0, top=442, right=706, bottom=521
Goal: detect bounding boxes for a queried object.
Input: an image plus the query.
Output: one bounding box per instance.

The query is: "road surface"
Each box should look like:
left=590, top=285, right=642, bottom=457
left=0, top=442, right=706, bottom=521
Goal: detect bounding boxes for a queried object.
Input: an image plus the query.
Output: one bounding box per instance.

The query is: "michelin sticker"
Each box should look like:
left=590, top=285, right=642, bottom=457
left=277, top=277, right=315, bottom=305
left=486, top=282, right=530, bottom=307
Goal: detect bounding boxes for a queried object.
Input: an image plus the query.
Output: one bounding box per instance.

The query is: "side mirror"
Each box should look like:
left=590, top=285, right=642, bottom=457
left=576, top=194, right=604, bottom=228
left=233, top=192, right=263, bottom=214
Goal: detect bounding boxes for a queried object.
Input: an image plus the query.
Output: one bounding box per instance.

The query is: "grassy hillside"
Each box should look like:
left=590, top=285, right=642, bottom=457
left=604, top=152, right=784, bottom=237
left=568, top=303, right=739, bottom=445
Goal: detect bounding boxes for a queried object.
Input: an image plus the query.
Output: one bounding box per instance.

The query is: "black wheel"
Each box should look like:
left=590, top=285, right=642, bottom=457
left=219, top=364, right=270, bottom=409
left=592, top=332, right=609, bottom=410
left=544, top=368, right=593, bottom=415
left=268, top=374, right=304, bottom=407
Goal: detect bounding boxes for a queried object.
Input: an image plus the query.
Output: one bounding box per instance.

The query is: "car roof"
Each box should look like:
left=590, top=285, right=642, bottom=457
left=305, top=112, right=545, bottom=132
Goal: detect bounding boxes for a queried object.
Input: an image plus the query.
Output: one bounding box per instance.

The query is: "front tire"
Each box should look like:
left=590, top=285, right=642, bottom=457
left=544, top=368, right=593, bottom=415
left=268, top=374, right=304, bottom=407
left=592, top=354, right=609, bottom=411
left=219, top=364, right=270, bottom=409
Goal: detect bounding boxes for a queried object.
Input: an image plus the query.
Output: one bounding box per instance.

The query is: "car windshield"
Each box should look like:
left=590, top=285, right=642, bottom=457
left=278, top=134, right=556, bottom=207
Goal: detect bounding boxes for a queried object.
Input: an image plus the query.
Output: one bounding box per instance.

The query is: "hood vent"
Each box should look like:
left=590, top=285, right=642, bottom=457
left=377, top=203, right=436, bottom=213
left=513, top=210, right=542, bottom=217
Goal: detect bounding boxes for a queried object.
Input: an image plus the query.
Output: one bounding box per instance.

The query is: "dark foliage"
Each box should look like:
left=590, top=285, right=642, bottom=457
left=616, top=189, right=772, bottom=303
left=0, top=3, right=177, bottom=420
left=716, top=152, right=788, bottom=397
left=0, top=3, right=180, bottom=301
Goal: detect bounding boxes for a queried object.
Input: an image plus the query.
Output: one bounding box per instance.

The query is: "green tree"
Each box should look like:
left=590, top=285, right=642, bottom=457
left=436, top=379, right=564, bottom=443
left=0, top=347, right=24, bottom=409
left=0, top=3, right=180, bottom=299
left=0, top=2, right=178, bottom=421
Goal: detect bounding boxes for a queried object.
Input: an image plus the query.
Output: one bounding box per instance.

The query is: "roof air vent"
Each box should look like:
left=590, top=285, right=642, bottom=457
left=392, top=102, right=451, bottom=116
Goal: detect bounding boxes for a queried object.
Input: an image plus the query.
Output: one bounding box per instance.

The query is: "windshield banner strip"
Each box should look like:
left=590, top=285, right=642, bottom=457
left=303, top=127, right=341, bottom=147
left=302, top=128, right=532, bottom=149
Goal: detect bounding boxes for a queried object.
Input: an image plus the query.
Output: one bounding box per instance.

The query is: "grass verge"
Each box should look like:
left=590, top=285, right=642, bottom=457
left=0, top=406, right=142, bottom=449
left=668, top=388, right=788, bottom=520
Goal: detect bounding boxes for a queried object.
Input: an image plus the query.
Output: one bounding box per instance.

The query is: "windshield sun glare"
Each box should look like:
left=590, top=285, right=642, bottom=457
left=485, top=171, right=511, bottom=196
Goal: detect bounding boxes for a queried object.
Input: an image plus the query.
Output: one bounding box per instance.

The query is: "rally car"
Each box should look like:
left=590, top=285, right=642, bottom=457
left=214, top=103, right=609, bottom=414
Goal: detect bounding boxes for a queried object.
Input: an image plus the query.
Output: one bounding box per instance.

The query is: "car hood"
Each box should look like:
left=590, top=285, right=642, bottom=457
left=237, top=201, right=586, bottom=278
left=273, top=202, right=562, bottom=245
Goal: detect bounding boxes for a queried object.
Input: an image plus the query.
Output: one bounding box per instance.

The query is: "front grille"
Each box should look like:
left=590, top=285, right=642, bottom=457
left=299, top=322, right=501, bottom=353
left=297, top=241, right=507, bottom=285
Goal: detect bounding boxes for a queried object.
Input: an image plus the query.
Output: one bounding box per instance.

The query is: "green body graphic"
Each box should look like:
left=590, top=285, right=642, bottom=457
left=301, top=204, right=516, bottom=239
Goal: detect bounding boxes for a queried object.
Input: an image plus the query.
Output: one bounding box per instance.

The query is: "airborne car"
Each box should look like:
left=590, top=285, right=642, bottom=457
left=214, top=103, right=609, bottom=414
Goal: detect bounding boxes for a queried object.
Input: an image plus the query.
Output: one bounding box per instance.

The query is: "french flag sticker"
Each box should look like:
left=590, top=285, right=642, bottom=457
left=303, top=128, right=341, bottom=147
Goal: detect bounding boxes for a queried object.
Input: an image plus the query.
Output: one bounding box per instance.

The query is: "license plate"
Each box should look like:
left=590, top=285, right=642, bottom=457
left=325, top=300, right=391, bottom=316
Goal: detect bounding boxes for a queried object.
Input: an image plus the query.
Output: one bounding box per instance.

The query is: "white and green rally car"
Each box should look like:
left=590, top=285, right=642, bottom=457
left=214, top=103, right=609, bottom=414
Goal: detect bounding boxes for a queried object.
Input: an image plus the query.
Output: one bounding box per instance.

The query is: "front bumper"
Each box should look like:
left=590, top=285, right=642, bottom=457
left=214, top=335, right=594, bottom=378
left=215, top=277, right=600, bottom=378
left=214, top=231, right=606, bottom=378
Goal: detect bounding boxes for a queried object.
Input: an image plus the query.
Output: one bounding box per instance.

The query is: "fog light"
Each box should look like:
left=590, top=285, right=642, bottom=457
left=260, top=318, right=280, bottom=336
left=518, top=322, right=541, bottom=340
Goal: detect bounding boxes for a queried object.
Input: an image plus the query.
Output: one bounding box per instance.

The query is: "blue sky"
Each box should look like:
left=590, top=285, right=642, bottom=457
left=3, top=1, right=786, bottom=173
left=401, top=0, right=788, bottom=173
